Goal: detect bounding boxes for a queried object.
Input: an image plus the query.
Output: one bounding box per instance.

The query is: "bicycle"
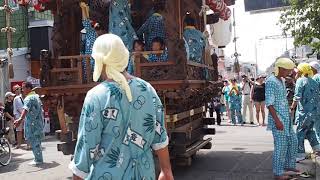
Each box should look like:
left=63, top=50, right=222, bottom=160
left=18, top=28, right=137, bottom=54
left=0, top=106, right=12, bottom=166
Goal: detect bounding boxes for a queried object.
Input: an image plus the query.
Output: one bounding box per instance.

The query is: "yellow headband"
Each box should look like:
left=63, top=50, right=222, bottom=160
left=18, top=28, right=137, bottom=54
left=92, top=34, right=132, bottom=102
left=274, top=58, right=295, bottom=76
left=297, top=63, right=314, bottom=78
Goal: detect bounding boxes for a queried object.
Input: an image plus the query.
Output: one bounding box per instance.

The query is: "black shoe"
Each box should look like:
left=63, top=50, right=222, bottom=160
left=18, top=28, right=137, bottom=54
left=250, top=122, right=254, bottom=125
left=242, top=122, right=246, bottom=124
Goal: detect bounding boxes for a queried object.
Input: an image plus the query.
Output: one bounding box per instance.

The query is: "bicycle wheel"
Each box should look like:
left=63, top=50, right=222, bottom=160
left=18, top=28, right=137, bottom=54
left=0, top=137, right=11, bottom=166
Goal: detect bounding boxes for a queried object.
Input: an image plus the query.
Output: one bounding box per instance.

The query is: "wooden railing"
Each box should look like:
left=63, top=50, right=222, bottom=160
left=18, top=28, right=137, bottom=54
left=47, top=55, right=92, bottom=86
left=43, top=50, right=215, bottom=87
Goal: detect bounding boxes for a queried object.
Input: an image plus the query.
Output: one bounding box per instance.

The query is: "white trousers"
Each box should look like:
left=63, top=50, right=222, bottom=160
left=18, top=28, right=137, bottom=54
left=242, top=95, right=253, bottom=123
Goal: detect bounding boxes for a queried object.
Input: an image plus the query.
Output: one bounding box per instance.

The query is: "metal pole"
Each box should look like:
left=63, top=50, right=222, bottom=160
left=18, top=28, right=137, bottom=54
left=232, top=8, right=240, bottom=79
left=233, top=8, right=237, bottom=53
left=255, top=41, right=258, bottom=79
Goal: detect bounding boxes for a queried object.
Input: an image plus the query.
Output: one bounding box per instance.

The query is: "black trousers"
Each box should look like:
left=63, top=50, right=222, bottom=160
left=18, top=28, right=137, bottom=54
left=209, top=108, right=221, bottom=125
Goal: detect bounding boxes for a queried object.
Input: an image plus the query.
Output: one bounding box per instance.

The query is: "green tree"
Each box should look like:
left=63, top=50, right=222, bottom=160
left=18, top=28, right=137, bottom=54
left=280, top=0, right=320, bottom=52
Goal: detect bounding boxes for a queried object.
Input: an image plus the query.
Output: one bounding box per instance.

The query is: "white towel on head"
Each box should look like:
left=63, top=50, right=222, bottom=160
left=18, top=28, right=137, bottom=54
left=309, top=61, right=320, bottom=73
left=92, top=34, right=132, bottom=102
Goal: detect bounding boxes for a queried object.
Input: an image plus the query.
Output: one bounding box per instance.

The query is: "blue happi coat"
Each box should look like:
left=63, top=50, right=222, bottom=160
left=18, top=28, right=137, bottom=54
left=265, top=75, right=298, bottom=176
left=228, top=85, right=242, bottom=110
left=183, top=26, right=205, bottom=64
left=266, top=75, right=294, bottom=135
left=314, top=74, right=320, bottom=137
left=109, top=0, right=137, bottom=51
left=294, top=77, right=320, bottom=126
left=137, top=13, right=165, bottom=50
left=23, top=92, right=44, bottom=140
left=83, top=19, right=97, bottom=77
left=294, top=76, right=320, bottom=154
left=70, top=78, right=168, bottom=180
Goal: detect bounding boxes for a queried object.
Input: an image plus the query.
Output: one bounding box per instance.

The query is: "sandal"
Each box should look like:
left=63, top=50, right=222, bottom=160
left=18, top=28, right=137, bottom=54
left=299, top=172, right=314, bottom=178
left=296, top=157, right=306, bottom=163
left=284, top=168, right=301, bottom=176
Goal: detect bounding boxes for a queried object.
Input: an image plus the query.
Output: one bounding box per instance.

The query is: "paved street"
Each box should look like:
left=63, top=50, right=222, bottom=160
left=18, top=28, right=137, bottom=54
left=0, top=119, right=317, bottom=180
left=174, top=122, right=317, bottom=180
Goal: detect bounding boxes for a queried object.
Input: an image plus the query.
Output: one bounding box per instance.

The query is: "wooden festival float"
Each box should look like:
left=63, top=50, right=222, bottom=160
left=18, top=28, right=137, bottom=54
left=34, top=0, right=233, bottom=166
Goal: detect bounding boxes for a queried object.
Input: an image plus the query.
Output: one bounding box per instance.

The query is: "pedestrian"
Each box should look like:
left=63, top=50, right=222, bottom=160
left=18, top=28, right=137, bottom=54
left=290, top=63, right=320, bottom=162
left=14, top=82, right=44, bottom=166
left=265, top=58, right=300, bottom=180
left=222, top=80, right=231, bottom=121
left=69, top=34, right=173, bottom=180
left=240, top=75, right=254, bottom=124
left=251, top=76, right=266, bottom=126
left=12, top=84, right=24, bottom=149
left=310, top=61, right=320, bottom=138
left=137, top=1, right=166, bottom=50
left=4, top=92, right=16, bottom=145
left=212, top=96, right=222, bottom=125
left=228, top=78, right=243, bottom=125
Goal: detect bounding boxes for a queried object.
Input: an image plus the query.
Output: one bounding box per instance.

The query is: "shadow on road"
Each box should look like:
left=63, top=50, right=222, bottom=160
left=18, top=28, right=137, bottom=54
left=173, top=150, right=316, bottom=180
left=26, top=161, right=60, bottom=173
left=0, top=153, right=33, bottom=174
left=173, top=150, right=274, bottom=180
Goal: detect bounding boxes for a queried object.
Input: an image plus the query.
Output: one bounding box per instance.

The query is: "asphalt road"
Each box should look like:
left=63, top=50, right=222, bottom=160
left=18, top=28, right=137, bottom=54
left=0, top=121, right=316, bottom=180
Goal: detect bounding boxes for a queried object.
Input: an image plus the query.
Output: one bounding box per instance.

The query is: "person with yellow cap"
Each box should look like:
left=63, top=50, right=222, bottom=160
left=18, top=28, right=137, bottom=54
left=310, top=61, right=320, bottom=139
left=265, top=58, right=300, bottom=180
left=69, top=34, right=173, bottom=180
left=228, top=78, right=243, bottom=125
left=290, top=63, right=320, bottom=163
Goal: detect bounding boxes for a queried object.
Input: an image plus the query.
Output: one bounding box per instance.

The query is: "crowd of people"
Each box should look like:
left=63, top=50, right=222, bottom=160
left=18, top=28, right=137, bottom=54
left=208, top=74, right=266, bottom=126
left=0, top=82, right=45, bottom=166
left=211, top=58, right=320, bottom=180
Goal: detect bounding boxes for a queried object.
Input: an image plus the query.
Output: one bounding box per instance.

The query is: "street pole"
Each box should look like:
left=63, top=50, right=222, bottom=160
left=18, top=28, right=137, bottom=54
left=255, top=41, right=258, bottom=79
left=232, top=8, right=240, bottom=79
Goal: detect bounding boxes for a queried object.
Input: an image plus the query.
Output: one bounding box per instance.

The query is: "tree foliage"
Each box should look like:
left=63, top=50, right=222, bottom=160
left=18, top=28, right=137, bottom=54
left=280, top=0, right=320, bottom=52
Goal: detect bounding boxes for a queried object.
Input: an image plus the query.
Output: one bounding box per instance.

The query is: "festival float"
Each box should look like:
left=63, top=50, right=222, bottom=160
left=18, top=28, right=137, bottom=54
left=32, top=0, right=234, bottom=166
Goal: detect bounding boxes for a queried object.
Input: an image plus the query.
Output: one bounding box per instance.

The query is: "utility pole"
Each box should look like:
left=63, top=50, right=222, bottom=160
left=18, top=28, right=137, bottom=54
left=232, top=7, right=240, bottom=79
left=0, top=0, right=16, bottom=102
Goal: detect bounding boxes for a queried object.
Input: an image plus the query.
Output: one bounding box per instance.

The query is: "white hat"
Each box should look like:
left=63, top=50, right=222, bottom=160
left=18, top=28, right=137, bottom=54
left=91, top=34, right=132, bottom=102
left=5, top=92, right=15, bottom=98
left=309, top=61, right=320, bottom=73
